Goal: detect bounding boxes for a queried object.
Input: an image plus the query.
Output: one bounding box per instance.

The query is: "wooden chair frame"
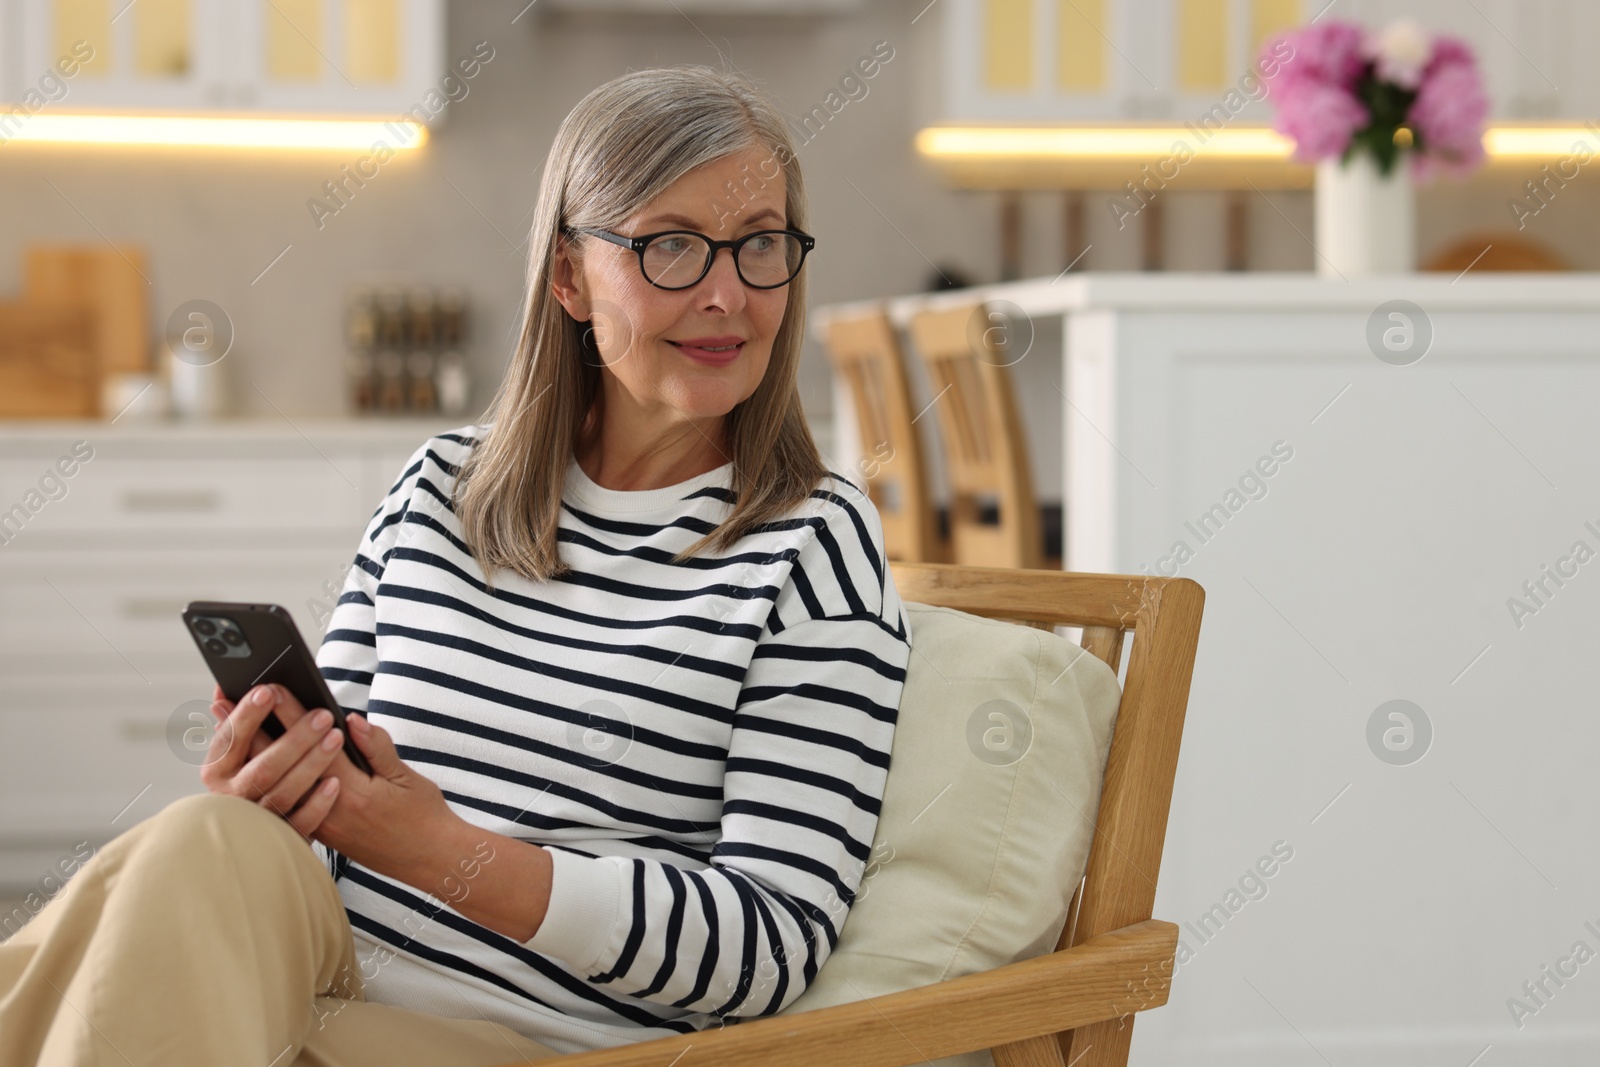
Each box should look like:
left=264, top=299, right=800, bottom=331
left=493, top=563, right=1205, bottom=1067
left=906, top=305, right=1046, bottom=570
left=823, top=307, right=947, bottom=563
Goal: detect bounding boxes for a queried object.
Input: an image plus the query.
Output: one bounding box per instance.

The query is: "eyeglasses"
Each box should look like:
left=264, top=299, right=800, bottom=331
left=563, top=225, right=816, bottom=290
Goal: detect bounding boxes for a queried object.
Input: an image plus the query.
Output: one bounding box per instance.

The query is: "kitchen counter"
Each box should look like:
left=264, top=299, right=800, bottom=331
left=0, top=415, right=836, bottom=463
left=0, top=417, right=465, bottom=449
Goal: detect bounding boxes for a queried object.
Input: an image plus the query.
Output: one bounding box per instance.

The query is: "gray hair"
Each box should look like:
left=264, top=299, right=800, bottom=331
left=454, top=65, right=828, bottom=583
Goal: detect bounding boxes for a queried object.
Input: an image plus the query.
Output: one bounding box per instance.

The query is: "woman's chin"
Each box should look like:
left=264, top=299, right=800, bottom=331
left=663, top=378, right=753, bottom=414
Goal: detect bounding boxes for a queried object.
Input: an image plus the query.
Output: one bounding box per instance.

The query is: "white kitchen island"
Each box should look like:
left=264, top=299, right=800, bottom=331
left=815, top=274, right=1600, bottom=1066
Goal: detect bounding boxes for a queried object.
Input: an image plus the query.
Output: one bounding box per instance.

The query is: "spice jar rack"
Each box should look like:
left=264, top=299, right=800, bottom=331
left=344, top=285, right=471, bottom=417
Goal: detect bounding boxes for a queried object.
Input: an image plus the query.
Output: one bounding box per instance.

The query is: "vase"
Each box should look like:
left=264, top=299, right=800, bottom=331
left=168, top=347, right=229, bottom=419
left=1313, top=153, right=1415, bottom=278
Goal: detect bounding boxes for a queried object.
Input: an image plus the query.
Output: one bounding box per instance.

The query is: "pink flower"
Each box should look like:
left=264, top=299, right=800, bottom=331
left=1258, top=18, right=1488, bottom=178
left=1273, top=81, right=1369, bottom=162
left=1424, top=35, right=1476, bottom=73
left=1409, top=42, right=1489, bottom=179
left=1257, top=20, right=1371, bottom=161
left=1260, top=21, right=1368, bottom=98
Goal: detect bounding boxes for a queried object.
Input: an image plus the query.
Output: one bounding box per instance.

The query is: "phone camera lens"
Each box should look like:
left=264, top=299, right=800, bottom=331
left=194, top=618, right=217, bottom=637
left=204, top=637, right=228, bottom=656
left=222, top=629, right=244, bottom=647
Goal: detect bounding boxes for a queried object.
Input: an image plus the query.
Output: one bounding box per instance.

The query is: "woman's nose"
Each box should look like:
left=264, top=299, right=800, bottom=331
left=696, top=245, right=748, bottom=306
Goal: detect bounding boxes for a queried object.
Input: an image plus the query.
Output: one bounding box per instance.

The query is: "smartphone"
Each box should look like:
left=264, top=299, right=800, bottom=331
left=182, top=601, right=374, bottom=776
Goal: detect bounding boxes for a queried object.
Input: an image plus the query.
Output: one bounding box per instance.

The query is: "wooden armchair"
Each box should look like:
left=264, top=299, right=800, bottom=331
left=491, top=563, right=1204, bottom=1067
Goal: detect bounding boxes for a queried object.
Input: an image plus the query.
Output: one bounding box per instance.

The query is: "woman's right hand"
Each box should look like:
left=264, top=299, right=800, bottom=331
left=199, top=683, right=345, bottom=841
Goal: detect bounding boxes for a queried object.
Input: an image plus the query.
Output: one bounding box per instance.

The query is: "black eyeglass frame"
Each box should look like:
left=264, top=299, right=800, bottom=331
left=563, top=225, right=816, bottom=290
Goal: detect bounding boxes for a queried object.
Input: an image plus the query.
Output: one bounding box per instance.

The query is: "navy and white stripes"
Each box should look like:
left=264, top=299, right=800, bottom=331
left=311, top=427, right=912, bottom=1053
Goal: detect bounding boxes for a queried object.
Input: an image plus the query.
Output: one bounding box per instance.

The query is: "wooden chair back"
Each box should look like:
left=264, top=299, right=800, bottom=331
left=889, top=563, right=1204, bottom=1067
left=905, top=304, right=1044, bottom=570
left=1422, top=232, right=1570, bottom=272
left=822, top=307, right=945, bottom=562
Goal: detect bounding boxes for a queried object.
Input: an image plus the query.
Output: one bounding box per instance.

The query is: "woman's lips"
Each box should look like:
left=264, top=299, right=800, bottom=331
left=668, top=340, right=744, bottom=365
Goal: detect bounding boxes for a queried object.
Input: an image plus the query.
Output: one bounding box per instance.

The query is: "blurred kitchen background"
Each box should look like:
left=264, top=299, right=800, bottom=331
left=3, top=1, right=1599, bottom=1065
left=2, top=1, right=1598, bottom=422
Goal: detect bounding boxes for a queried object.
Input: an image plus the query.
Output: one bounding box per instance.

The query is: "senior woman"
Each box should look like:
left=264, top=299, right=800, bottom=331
left=0, top=65, right=912, bottom=1067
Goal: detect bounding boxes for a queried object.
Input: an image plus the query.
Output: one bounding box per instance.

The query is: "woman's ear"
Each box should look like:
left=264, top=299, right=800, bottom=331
left=550, top=236, right=591, bottom=322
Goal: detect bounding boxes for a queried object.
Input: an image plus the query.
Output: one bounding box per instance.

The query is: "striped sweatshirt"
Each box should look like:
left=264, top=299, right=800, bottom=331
left=310, top=427, right=913, bottom=1055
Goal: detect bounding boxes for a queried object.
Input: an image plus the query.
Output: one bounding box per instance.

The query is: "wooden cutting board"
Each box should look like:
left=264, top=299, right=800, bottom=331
left=0, top=300, right=99, bottom=418
left=25, top=244, right=150, bottom=375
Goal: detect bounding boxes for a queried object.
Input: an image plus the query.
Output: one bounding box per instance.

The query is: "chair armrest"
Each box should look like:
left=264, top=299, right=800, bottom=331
left=489, top=919, right=1178, bottom=1067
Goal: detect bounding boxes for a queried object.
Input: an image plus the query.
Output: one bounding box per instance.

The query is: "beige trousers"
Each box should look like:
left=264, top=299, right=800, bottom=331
left=0, top=791, right=562, bottom=1067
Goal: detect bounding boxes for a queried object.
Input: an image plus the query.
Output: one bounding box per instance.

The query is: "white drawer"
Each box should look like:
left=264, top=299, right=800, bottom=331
left=0, top=676, right=213, bottom=847
left=0, top=548, right=357, bottom=677
left=0, top=457, right=372, bottom=536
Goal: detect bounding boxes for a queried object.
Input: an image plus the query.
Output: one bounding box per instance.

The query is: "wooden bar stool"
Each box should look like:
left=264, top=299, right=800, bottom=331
left=821, top=306, right=947, bottom=563
left=907, top=302, right=1057, bottom=570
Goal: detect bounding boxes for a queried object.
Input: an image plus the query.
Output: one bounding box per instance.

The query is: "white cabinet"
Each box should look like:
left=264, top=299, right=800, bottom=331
left=939, top=0, right=1302, bottom=122
left=936, top=0, right=1600, bottom=123
left=0, top=421, right=440, bottom=891
left=9, top=0, right=445, bottom=116
left=13, top=0, right=231, bottom=110
left=229, top=0, right=445, bottom=114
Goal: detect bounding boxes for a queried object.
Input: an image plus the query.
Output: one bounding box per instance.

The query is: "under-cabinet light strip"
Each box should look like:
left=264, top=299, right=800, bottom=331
left=917, top=125, right=1600, bottom=161
left=0, top=114, right=429, bottom=151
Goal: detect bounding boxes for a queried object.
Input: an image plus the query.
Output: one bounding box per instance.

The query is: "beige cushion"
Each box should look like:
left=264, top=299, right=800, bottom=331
left=778, top=601, right=1123, bottom=1067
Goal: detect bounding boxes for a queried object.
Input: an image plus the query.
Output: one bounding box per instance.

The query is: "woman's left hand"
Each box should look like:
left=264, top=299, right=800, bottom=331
left=251, top=685, right=462, bottom=889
